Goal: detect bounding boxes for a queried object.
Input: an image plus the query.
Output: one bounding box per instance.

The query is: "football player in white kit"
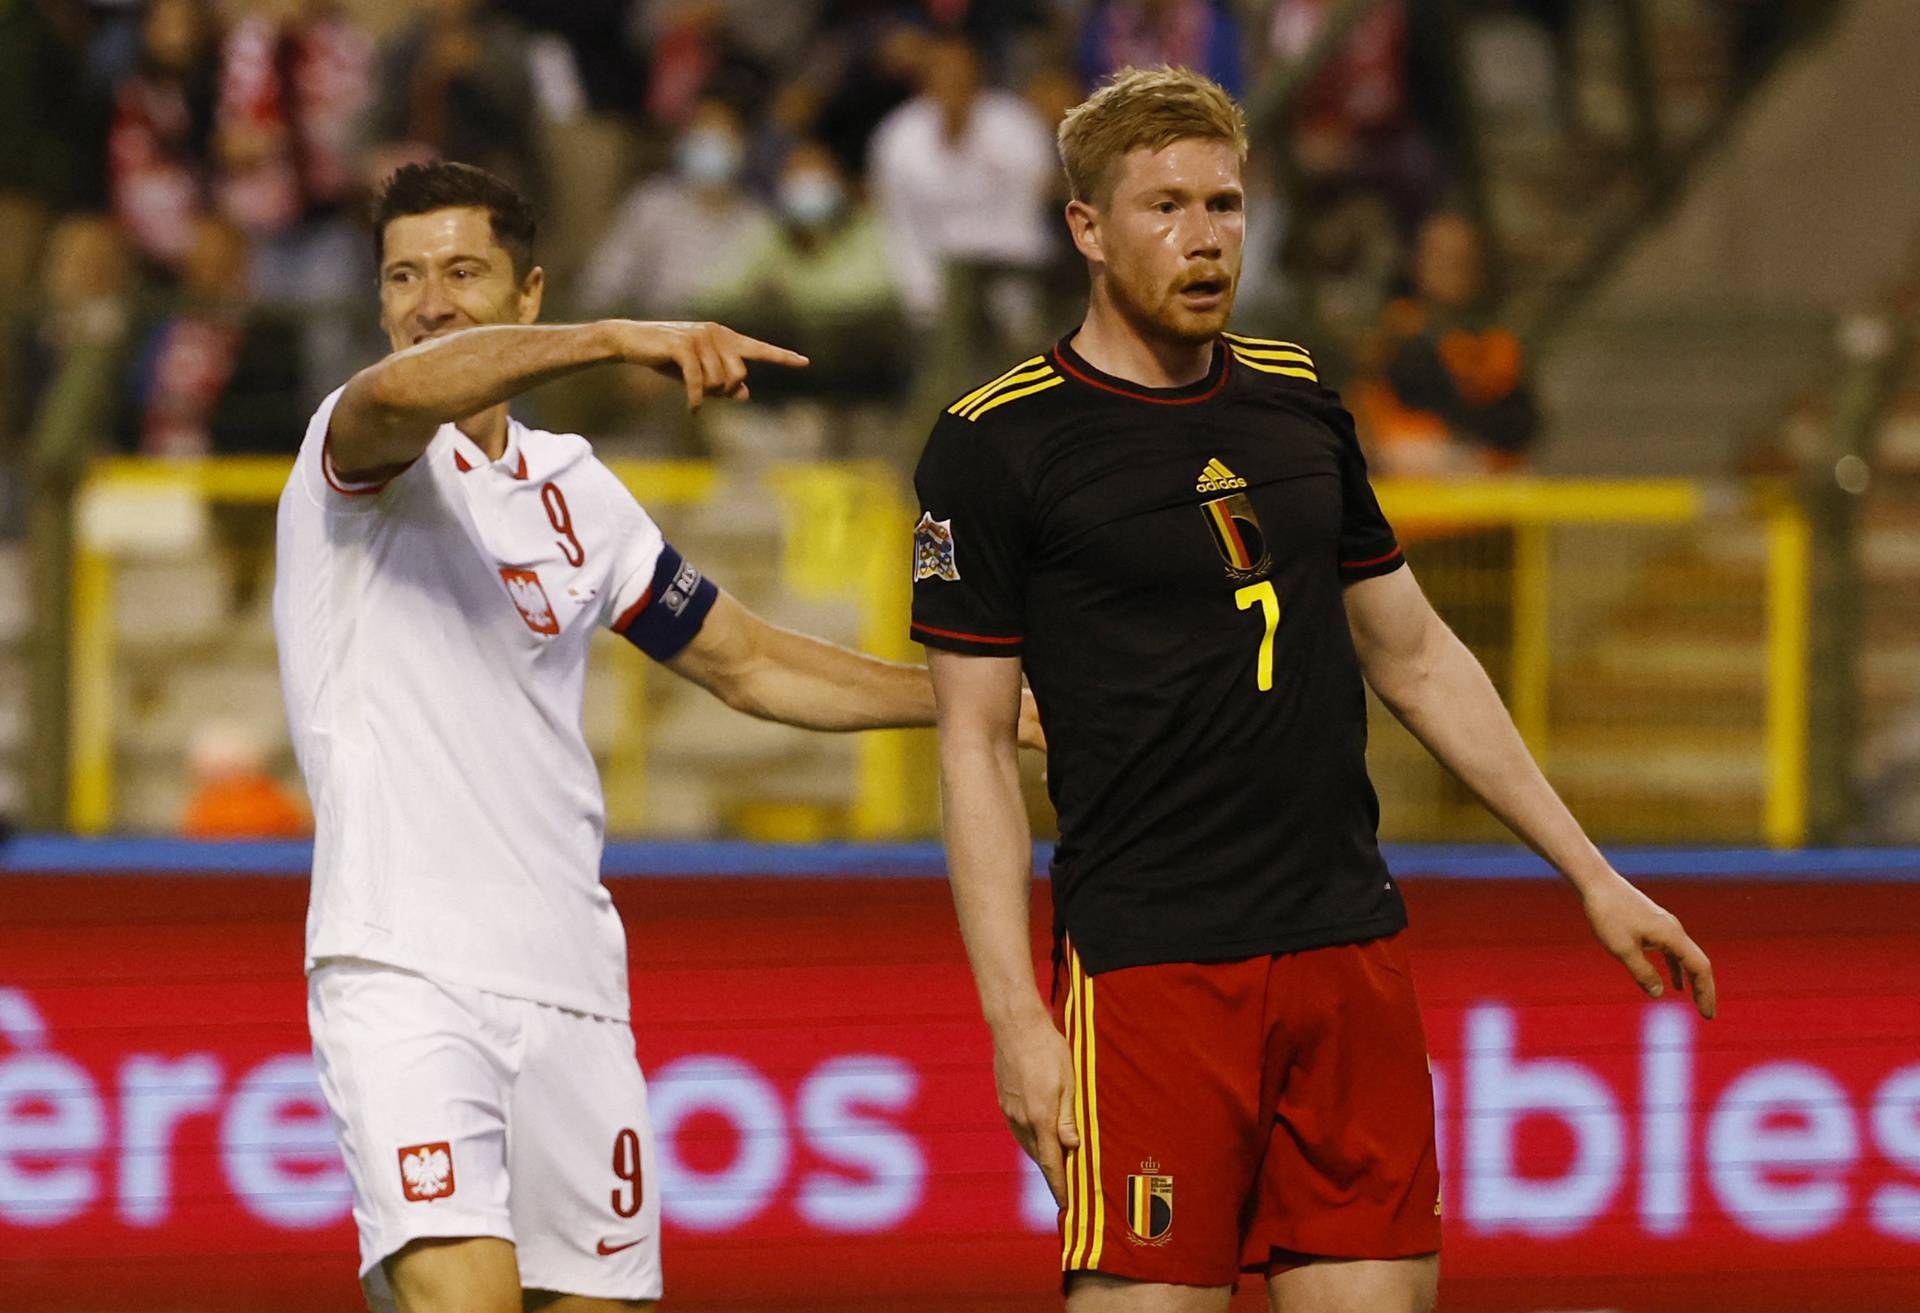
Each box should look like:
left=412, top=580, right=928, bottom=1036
left=274, top=162, right=1030, bottom=1313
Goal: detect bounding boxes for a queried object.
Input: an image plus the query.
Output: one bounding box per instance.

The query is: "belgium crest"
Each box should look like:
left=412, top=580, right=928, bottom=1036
left=1200, top=493, right=1272, bottom=583
left=1126, top=1163, right=1174, bottom=1244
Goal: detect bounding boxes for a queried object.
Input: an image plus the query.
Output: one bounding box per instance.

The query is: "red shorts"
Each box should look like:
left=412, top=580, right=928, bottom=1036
left=1054, top=933, right=1441, bottom=1287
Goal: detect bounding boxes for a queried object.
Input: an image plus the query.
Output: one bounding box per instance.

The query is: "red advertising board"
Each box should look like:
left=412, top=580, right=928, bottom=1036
left=2, top=853, right=1917, bottom=1311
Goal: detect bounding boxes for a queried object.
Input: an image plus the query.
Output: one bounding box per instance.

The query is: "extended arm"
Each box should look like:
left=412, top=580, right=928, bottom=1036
left=329, top=320, right=808, bottom=478
left=666, top=591, right=1045, bottom=743
left=927, top=649, right=1077, bottom=1204
left=1345, top=565, right=1716, bottom=1018
left=665, top=590, right=933, bottom=731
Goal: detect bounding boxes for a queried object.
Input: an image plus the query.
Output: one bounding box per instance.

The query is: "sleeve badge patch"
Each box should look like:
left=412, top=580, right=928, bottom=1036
left=913, top=512, right=960, bottom=582
left=398, top=1141, right=455, bottom=1202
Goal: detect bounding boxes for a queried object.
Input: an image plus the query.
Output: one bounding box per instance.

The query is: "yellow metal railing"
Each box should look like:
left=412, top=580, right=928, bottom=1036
left=67, top=456, right=918, bottom=838
left=67, top=466, right=1812, bottom=846
left=1375, top=478, right=1809, bottom=847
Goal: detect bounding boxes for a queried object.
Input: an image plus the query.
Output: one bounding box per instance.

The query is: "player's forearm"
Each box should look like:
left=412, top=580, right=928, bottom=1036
left=1373, top=622, right=1611, bottom=893
left=724, top=624, right=936, bottom=731
left=939, top=739, right=1047, bottom=1031
left=339, top=322, right=622, bottom=466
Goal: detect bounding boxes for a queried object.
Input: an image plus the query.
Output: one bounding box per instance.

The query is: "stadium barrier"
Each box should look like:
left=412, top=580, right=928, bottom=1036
left=58, top=462, right=1810, bottom=844
left=1, top=840, right=1915, bottom=1312
left=62, top=455, right=922, bottom=841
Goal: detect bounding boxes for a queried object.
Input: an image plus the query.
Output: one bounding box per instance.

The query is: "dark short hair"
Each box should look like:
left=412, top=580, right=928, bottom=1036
left=370, top=161, right=538, bottom=281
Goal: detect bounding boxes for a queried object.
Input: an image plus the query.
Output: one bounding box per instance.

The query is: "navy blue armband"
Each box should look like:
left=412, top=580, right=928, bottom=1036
left=614, top=543, right=719, bottom=660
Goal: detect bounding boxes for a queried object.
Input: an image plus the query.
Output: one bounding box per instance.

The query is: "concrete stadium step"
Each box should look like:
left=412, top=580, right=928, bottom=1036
left=1541, top=316, right=1834, bottom=476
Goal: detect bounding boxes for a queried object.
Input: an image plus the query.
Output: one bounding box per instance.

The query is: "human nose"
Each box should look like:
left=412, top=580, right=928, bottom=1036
left=414, top=274, right=457, bottom=328
left=1184, top=206, right=1222, bottom=259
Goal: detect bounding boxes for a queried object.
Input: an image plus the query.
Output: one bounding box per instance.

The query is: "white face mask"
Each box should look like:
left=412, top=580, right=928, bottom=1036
left=779, top=170, right=845, bottom=228
left=676, top=128, right=743, bottom=187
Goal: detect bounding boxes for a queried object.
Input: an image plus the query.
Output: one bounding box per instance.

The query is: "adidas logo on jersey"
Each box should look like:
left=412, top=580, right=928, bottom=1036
left=1196, top=458, right=1247, bottom=493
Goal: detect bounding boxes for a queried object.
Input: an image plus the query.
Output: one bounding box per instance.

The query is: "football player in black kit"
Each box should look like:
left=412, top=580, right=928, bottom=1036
left=911, top=66, right=1718, bottom=1313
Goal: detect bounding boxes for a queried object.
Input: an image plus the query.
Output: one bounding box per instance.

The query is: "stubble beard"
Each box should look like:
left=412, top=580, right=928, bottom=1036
left=1108, top=261, right=1234, bottom=350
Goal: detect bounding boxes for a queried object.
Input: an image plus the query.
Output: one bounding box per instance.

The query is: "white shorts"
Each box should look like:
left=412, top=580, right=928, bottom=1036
left=308, top=959, right=661, bottom=1309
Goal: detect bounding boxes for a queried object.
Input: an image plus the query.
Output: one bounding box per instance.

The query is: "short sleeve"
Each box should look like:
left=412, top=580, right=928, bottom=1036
left=592, top=465, right=718, bottom=661
left=910, top=411, right=1031, bottom=656
left=295, top=384, right=419, bottom=508
left=1329, top=392, right=1406, bottom=584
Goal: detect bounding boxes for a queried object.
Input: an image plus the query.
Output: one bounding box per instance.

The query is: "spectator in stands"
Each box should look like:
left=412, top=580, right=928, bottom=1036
left=15, top=217, right=135, bottom=538
left=212, top=0, right=375, bottom=403
left=1354, top=212, right=1538, bottom=477
left=1283, top=190, right=1402, bottom=366
left=496, top=0, right=649, bottom=120
left=779, top=5, right=928, bottom=181
left=127, top=213, right=302, bottom=459
left=181, top=718, right=308, bottom=839
left=642, top=0, right=774, bottom=127
left=107, top=0, right=222, bottom=274
left=868, top=31, right=1055, bottom=328
left=580, top=98, right=775, bottom=319
left=28, top=216, right=135, bottom=411
left=212, top=1, right=369, bottom=248
left=697, top=140, right=905, bottom=403
left=371, top=0, right=540, bottom=201
left=1, top=0, right=111, bottom=492
left=1267, top=0, right=1441, bottom=235
left=1077, top=0, right=1245, bottom=97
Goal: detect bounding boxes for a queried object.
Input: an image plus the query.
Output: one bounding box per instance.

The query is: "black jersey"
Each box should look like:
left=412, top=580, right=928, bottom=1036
left=911, top=331, right=1409, bottom=975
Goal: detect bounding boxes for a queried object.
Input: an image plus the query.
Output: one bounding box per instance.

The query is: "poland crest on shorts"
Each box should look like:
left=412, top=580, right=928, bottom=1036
left=914, top=512, right=960, bottom=582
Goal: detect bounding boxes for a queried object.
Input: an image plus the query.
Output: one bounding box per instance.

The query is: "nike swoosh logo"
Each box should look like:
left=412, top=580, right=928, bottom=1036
left=596, top=1238, right=644, bottom=1256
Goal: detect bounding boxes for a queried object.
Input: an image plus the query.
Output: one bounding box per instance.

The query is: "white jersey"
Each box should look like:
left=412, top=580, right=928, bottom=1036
left=273, top=386, right=712, bottom=1020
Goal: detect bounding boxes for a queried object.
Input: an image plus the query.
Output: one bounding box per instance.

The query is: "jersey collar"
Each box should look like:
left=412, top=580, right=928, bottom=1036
left=1051, top=332, right=1231, bottom=405
left=450, top=418, right=529, bottom=479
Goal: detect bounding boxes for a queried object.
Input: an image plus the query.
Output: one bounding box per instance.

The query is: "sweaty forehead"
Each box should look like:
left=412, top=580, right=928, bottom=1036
left=1110, top=139, right=1243, bottom=199
left=381, top=207, right=505, bottom=269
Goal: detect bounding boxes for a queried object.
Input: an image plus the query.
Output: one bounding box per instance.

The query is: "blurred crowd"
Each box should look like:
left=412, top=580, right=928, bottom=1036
left=0, top=0, right=1816, bottom=838
left=0, top=0, right=1611, bottom=510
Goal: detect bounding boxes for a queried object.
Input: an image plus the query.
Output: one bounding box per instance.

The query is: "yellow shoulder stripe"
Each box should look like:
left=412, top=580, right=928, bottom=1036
left=1229, top=343, right=1315, bottom=365
left=949, top=356, right=1047, bottom=416
left=1224, top=331, right=1314, bottom=360
left=956, top=365, right=1056, bottom=419
left=966, top=374, right=1063, bottom=420
left=1230, top=349, right=1318, bottom=381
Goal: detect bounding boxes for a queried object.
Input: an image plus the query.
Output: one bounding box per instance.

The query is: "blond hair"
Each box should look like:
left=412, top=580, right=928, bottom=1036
left=1056, top=66, right=1248, bottom=205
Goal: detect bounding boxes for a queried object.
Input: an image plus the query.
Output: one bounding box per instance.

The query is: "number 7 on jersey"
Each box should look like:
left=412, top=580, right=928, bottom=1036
left=1235, top=581, right=1280, bottom=691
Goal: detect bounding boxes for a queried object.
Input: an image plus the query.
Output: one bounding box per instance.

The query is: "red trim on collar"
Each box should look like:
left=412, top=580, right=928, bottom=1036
left=1050, top=344, right=1231, bottom=405
left=452, top=448, right=528, bottom=478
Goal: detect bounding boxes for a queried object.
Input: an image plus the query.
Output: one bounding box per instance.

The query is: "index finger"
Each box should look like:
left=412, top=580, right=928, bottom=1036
left=727, top=332, right=810, bottom=368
